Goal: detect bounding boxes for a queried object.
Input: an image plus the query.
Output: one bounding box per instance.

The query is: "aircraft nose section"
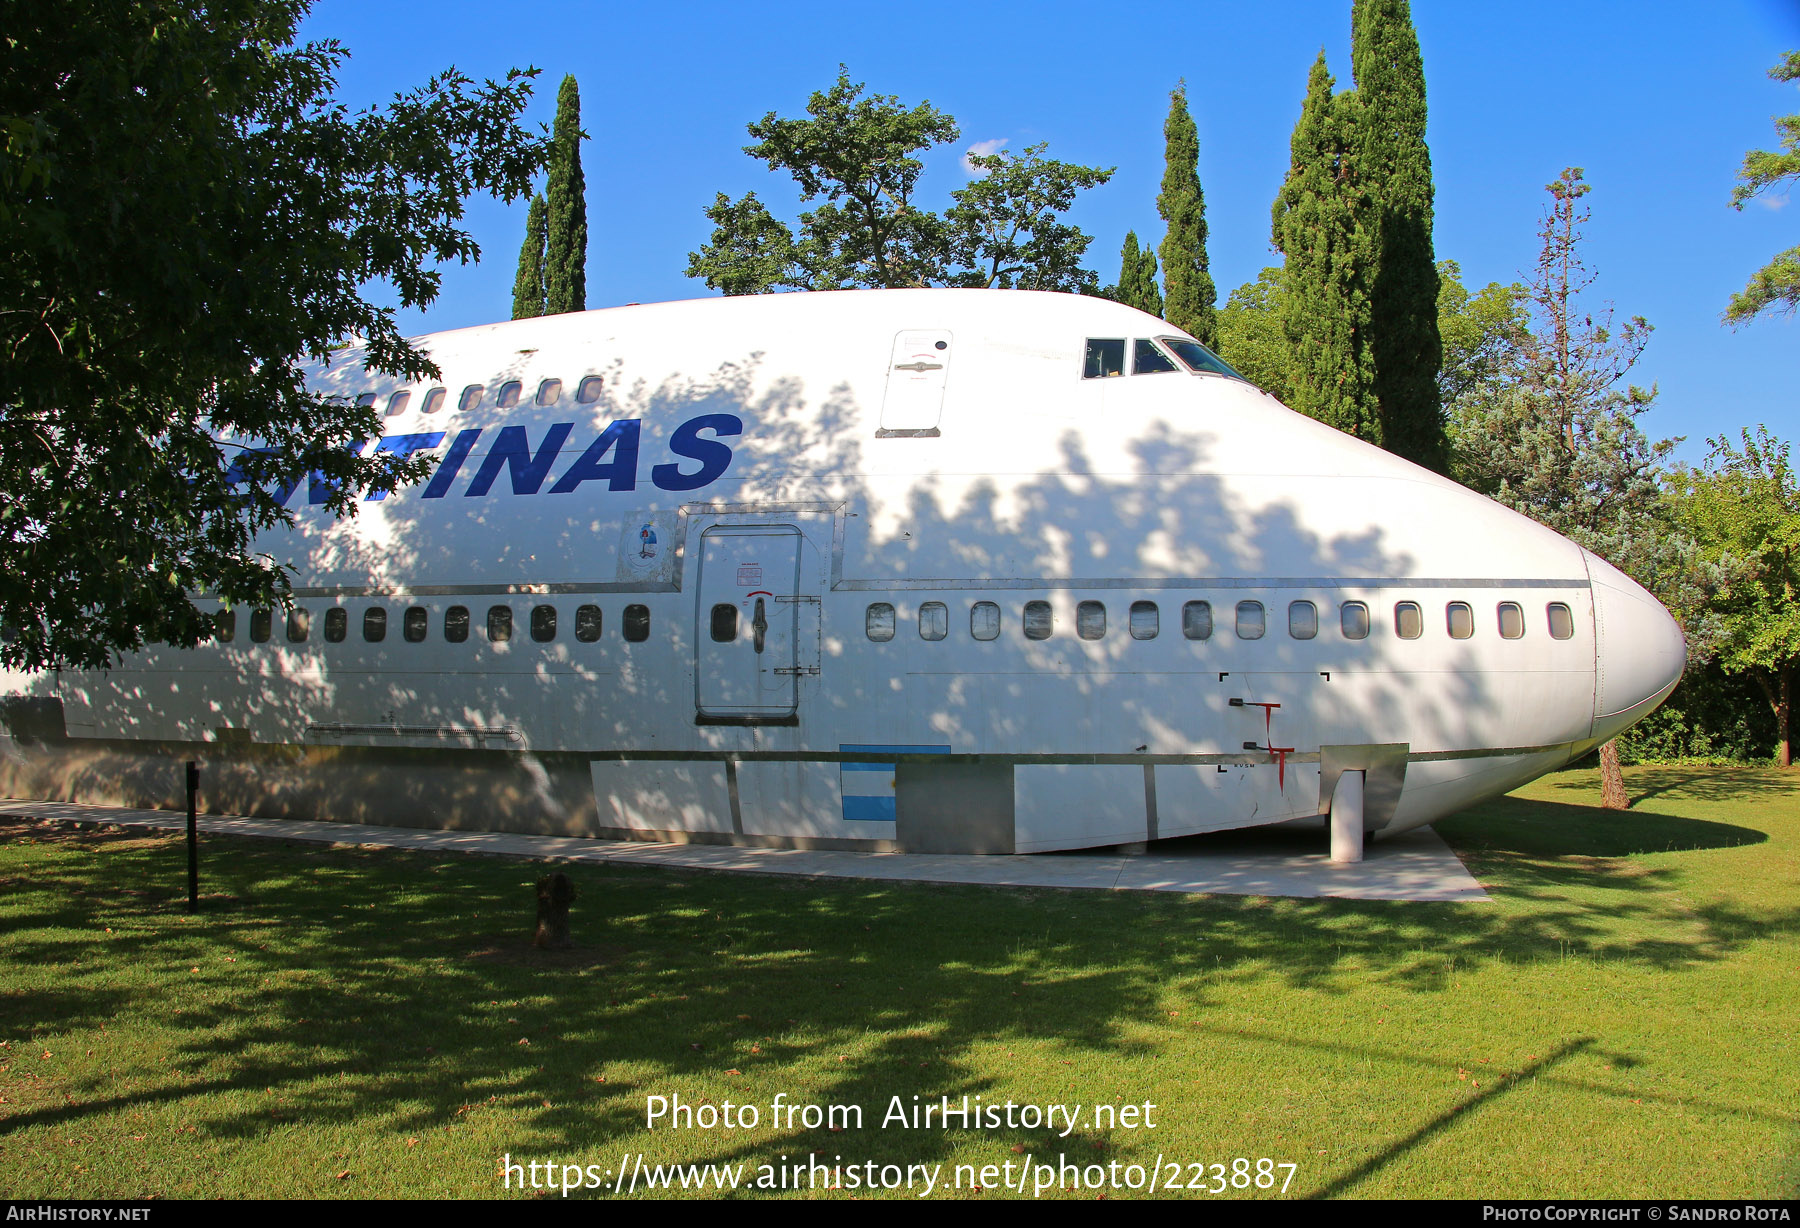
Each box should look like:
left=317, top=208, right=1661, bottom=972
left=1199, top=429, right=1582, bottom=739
left=1584, top=547, right=1686, bottom=742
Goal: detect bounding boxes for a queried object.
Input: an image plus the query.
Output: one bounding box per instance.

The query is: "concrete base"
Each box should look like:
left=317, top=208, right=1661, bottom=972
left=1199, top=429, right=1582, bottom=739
left=0, top=798, right=1488, bottom=903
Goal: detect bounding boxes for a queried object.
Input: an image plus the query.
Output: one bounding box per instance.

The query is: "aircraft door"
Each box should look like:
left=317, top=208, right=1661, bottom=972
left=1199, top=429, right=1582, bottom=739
left=879, top=329, right=952, bottom=434
left=695, top=525, right=803, bottom=723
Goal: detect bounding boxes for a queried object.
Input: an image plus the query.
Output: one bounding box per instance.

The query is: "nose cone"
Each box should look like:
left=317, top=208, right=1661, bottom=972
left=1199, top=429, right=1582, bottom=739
left=1585, top=548, right=1686, bottom=742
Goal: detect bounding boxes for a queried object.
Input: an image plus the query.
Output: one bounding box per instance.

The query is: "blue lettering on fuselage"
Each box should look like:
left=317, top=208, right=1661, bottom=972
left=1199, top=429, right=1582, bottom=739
left=229, top=414, right=744, bottom=506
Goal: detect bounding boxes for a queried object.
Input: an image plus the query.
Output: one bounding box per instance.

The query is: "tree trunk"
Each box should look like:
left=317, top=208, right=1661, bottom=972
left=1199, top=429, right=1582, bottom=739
left=1780, top=667, right=1791, bottom=769
left=533, top=872, right=576, bottom=949
left=1598, top=739, right=1629, bottom=810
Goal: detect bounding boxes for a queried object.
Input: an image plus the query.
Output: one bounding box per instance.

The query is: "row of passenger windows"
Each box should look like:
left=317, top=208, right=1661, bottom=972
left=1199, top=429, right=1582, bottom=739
left=354, top=375, right=605, bottom=418
left=863, top=599, right=1579, bottom=643
left=208, top=602, right=652, bottom=645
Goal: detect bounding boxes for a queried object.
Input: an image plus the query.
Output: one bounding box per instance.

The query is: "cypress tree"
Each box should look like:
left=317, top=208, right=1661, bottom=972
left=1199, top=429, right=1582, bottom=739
left=1116, top=231, right=1164, bottom=316
left=1271, top=53, right=1378, bottom=441
left=1156, top=85, right=1217, bottom=346
left=511, top=194, right=547, bottom=320
left=1351, top=0, right=1445, bottom=471
left=544, top=75, right=588, bottom=315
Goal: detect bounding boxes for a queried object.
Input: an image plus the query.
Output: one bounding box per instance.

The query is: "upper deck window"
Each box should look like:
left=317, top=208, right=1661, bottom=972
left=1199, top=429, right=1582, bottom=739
left=421, top=387, right=446, bottom=414
left=458, top=384, right=483, bottom=412
left=1133, top=339, right=1179, bottom=375
left=1083, top=339, right=1126, bottom=379
left=535, top=379, right=563, bottom=407
left=497, top=381, right=522, bottom=409
left=1159, top=337, right=1245, bottom=381
left=576, top=376, right=604, bottom=404
left=385, top=390, right=410, bottom=416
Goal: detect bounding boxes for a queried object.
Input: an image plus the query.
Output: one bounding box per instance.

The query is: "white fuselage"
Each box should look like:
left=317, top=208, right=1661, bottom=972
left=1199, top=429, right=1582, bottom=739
left=0, top=290, right=1685, bottom=853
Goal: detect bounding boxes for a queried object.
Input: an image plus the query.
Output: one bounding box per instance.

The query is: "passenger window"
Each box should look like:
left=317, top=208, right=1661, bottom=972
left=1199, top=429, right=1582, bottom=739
left=711, top=604, right=738, bottom=642
left=865, top=603, right=896, bottom=642
left=1289, top=600, right=1318, bottom=640
left=286, top=608, right=311, bottom=643
left=970, top=601, right=1001, bottom=641
left=487, top=606, right=513, bottom=642
left=575, top=605, right=602, bottom=642
left=213, top=610, right=236, bottom=643
left=444, top=606, right=470, bottom=643
left=1395, top=602, right=1423, bottom=639
left=1082, top=338, right=1126, bottom=379
left=1182, top=600, right=1213, bottom=640
left=535, top=379, right=562, bottom=406
left=1548, top=602, right=1575, bottom=640
left=1340, top=601, right=1370, bottom=639
left=1447, top=601, right=1474, bottom=639
left=324, top=608, right=348, bottom=643
left=531, top=604, right=557, bottom=642
left=404, top=607, right=427, bottom=642
left=1498, top=602, right=1525, bottom=640
left=251, top=609, right=272, bottom=643
left=576, top=376, right=603, bottom=404
left=1129, top=600, right=1159, bottom=640
left=918, top=601, right=948, bottom=641
left=354, top=393, right=377, bottom=409
left=623, top=604, right=650, bottom=643
left=497, top=381, right=522, bottom=409
left=421, top=387, right=446, bottom=415
left=363, top=607, right=387, bottom=642
left=1077, top=600, right=1106, bottom=640
left=1236, top=601, right=1265, bottom=640
left=458, top=384, right=483, bottom=412
left=385, top=390, right=410, bottom=417
left=1023, top=600, right=1054, bottom=640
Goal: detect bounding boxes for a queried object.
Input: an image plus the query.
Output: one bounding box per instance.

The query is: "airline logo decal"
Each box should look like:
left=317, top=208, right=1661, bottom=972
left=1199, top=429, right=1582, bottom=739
left=228, top=413, right=743, bottom=506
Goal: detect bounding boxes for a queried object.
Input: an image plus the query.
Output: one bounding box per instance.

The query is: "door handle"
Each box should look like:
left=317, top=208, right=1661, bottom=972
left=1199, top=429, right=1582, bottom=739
left=752, top=597, right=767, bottom=654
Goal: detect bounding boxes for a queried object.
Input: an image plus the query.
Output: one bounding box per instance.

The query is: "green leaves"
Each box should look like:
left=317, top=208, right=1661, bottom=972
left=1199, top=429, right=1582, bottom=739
left=1157, top=85, right=1215, bottom=345
left=1725, top=52, right=1800, bottom=325
left=685, top=68, right=1109, bottom=297
left=0, top=0, right=549, bottom=670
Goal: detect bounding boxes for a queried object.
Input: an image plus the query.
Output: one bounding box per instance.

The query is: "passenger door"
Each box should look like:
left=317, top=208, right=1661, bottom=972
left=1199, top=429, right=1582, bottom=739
left=694, top=525, right=803, bottom=723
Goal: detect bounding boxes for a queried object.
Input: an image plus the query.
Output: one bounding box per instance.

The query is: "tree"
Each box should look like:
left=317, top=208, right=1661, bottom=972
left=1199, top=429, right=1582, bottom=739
left=1725, top=51, right=1800, bottom=325
left=1672, top=428, right=1800, bottom=766
left=1215, top=266, right=1295, bottom=405
left=1271, top=52, right=1379, bottom=441
left=1351, top=0, right=1446, bottom=472
left=1436, top=259, right=1527, bottom=455
left=0, top=0, right=547, bottom=672
left=1452, top=169, right=1713, bottom=807
left=686, top=68, right=1111, bottom=295
left=1157, top=85, right=1217, bottom=345
left=544, top=74, right=587, bottom=315
left=511, top=193, right=547, bottom=319
left=1111, top=231, right=1163, bottom=316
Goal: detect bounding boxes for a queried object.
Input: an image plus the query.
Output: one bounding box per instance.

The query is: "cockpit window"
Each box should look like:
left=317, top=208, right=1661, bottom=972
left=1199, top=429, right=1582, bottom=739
left=1159, top=337, right=1245, bottom=380
left=1083, top=338, right=1126, bottom=379
left=1133, top=339, right=1179, bottom=374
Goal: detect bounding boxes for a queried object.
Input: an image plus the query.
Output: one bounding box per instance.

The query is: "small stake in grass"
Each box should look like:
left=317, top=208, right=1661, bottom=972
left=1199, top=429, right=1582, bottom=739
left=534, top=872, right=576, bottom=949
left=185, top=760, right=199, bottom=913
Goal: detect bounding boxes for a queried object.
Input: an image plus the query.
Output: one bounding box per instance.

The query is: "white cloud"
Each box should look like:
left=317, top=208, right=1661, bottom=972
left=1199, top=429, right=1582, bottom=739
left=962, top=138, right=1007, bottom=174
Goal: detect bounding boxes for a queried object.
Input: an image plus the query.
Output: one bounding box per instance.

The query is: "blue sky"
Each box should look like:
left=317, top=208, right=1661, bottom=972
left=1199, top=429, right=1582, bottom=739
left=298, top=0, right=1800, bottom=465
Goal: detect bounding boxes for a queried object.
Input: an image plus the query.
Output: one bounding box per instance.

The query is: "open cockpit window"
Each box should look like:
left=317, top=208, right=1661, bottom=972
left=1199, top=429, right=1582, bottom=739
left=1082, top=338, right=1126, bottom=379
left=1133, top=339, right=1179, bottom=374
left=1158, top=337, right=1245, bottom=381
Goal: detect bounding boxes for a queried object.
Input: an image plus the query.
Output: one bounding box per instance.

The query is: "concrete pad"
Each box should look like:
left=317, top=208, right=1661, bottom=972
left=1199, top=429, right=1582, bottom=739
left=0, top=799, right=1487, bottom=902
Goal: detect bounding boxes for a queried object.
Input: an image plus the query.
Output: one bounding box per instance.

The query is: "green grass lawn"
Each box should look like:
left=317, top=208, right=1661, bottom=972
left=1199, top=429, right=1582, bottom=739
left=2, top=765, right=1796, bottom=1199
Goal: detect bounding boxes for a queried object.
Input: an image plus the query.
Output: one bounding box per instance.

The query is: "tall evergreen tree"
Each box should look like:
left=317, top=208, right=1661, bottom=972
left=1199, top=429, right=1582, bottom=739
left=511, top=193, right=547, bottom=320
left=1157, top=85, right=1216, bottom=345
left=1116, top=230, right=1163, bottom=316
left=544, top=74, right=587, bottom=315
left=1351, top=0, right=1445, bottom=471
left=1271, top=53, right=1377, bottom=441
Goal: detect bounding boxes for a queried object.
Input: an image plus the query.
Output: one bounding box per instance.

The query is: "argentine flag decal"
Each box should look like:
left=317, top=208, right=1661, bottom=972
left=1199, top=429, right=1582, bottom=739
left=839, top=745, right=950, bottom=824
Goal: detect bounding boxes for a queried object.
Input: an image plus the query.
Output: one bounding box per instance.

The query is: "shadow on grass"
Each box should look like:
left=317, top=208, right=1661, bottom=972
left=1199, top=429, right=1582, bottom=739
left=0, top=804, right=1794, bottom=1195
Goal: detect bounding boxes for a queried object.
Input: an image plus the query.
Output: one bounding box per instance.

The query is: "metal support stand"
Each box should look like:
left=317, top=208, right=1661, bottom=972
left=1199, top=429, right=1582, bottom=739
left=1330, top=769, right=1365, bottom=865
